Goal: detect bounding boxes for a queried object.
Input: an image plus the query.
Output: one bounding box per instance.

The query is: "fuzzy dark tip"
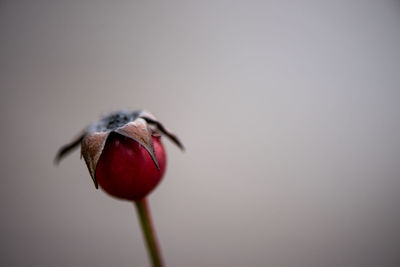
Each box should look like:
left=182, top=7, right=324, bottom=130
left=89, top=110, right=142, bottom=133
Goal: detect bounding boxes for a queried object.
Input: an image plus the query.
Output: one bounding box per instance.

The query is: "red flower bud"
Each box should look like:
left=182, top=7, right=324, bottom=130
left=55, top=110, right=183, bottom=200
left=96, top=134, right=166, bottom=200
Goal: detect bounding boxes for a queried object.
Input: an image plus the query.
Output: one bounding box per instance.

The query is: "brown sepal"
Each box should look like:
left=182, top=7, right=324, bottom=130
left=140, top=114, right=185, bottom=151
left=114, top=118, right=160, bottom=170
left=81, top=132, right=110, bottom=189
left=54, top=130, right=86, bottom=164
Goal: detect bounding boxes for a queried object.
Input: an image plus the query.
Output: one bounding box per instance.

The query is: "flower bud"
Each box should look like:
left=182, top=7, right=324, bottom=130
left=55, top=110, right=183, bottom=200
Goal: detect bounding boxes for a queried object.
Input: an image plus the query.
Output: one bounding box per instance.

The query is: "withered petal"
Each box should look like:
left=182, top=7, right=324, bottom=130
left=81, top=132, right=110, bottom=189
left=140, top=116, right=185, bottom=151
left=54, top=130, right=86, bottom=164
left=114, top=118, right=160, bottom=170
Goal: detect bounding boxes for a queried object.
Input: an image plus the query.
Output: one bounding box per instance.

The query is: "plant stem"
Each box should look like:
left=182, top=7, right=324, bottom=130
left=135, top=198, right=163, bottom=267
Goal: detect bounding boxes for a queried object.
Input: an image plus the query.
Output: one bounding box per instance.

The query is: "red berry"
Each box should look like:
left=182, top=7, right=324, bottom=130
left=95, top=134, right=167, bottom=200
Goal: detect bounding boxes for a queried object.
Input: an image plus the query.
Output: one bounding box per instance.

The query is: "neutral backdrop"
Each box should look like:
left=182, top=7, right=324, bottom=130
left=1, top=1, right=400, bottom=266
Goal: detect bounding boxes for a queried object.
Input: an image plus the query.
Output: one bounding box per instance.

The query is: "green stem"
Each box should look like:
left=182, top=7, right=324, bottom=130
left=135, top=198, right=163, bottom=267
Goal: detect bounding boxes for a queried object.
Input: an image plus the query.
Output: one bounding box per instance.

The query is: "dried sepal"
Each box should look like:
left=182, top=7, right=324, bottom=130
left=81, top=132, right=110, bottom=188
left=54, top=130, right=86, bottom=164
left=114, top=118, right=160, bottom=170
left=140, top=115, right=184, bottom=151
left=138, top=110, right=157, bottom=120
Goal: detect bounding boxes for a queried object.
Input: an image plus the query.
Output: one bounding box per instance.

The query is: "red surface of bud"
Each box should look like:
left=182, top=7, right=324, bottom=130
left=96, top=134, right=166, bottom=200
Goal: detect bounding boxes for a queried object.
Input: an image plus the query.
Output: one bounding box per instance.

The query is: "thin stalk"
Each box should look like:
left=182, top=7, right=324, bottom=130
left=135, top=198, right=163, bottom=267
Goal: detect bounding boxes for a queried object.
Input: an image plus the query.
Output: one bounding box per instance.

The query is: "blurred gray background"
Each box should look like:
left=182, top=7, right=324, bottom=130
left=1, top=1, right=400, bottom=266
